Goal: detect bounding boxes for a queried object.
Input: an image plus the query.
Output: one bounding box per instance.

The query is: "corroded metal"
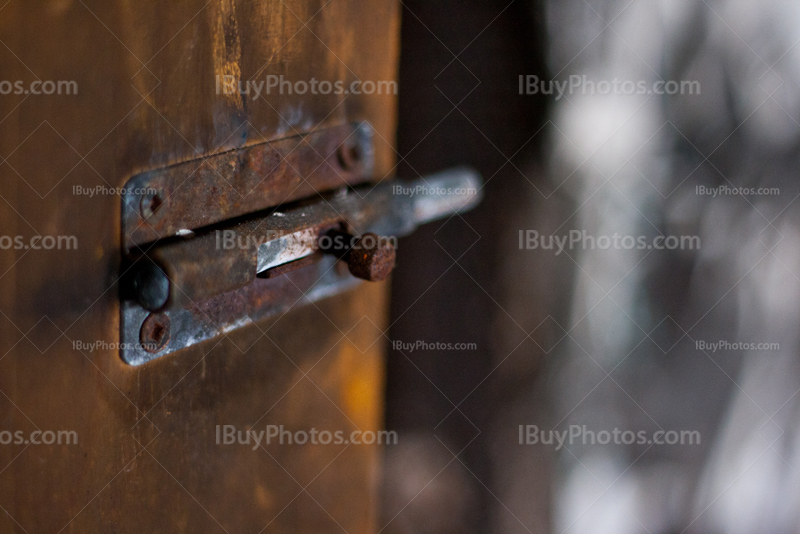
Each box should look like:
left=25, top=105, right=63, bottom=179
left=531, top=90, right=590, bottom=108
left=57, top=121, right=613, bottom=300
left=139, top=313, right=171, bottom=353
left=124, top=168, right=483, bottom=312
left=121, top=122, right=374, bottom=250
left=120, top=167, right=483, bottom=365
left=121, top=255, right=360, bottom=366
left=347, top=233, right=396, bottom=282
left=320, top=230, right=397, bottom=282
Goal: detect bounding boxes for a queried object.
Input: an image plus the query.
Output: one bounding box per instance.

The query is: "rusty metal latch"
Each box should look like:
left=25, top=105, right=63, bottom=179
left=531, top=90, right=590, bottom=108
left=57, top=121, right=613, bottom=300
left=119, top=123, right=482, bottom=366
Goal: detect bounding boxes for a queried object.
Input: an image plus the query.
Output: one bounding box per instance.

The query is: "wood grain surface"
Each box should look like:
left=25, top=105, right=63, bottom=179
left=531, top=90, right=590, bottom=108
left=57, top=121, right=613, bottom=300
left=0, top=1, right=399, bottom=531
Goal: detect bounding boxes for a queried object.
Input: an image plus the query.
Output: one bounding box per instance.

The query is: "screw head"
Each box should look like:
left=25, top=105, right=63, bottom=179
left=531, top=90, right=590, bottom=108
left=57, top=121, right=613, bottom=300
left=337, top=142, right=362, bottom=171
left=140, top=190, right=164, bottom=220
left=347, top=233, right=396, bottom=282
left=140, top=313, right=171, bottom=354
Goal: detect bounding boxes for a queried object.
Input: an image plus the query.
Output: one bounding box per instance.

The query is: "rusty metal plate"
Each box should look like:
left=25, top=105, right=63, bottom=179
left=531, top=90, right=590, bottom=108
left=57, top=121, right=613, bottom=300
left=121, top=122, right=374, bottom=250
left=121, top=254, right=360, bottom=366
left=120, top=168, right=483, bottom=365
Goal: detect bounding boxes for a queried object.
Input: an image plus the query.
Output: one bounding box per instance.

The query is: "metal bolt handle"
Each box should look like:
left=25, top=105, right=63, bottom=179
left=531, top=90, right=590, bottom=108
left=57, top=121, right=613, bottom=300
left=321, top=230, right=396, bottom=282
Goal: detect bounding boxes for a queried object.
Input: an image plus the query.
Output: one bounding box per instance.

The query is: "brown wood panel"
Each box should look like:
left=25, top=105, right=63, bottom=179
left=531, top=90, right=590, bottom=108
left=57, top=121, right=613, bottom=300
left=0, top=0, right=399, bottom=531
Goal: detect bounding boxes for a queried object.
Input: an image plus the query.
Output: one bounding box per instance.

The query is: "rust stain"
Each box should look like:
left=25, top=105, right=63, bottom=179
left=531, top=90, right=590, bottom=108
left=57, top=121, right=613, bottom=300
left=342, top=348, right=381, bottom=431
left=213, top=0, right=243, bottom=112
left=255, top=484, right=274, bottom=510
left=47, top=0, right=73, bottom=16
left=338, top=284, right=389, bottom=430
left=258, top=1, right=306, bottom=63
left=123, top=124, right=367, bottom=248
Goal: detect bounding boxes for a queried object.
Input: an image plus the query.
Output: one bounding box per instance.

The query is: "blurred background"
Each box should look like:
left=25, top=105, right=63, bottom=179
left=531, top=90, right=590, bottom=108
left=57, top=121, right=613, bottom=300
left=1, top=0, right=798, bottom=531
left=382, top=1, right=800, bottom=533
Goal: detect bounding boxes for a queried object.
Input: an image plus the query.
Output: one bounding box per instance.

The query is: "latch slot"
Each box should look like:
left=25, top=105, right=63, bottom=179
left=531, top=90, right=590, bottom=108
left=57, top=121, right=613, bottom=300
left=119, top=122, right=482, bottom=366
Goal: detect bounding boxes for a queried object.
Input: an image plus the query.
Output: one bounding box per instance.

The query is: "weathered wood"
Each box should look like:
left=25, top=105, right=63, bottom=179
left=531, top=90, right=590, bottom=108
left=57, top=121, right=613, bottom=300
left=0, top=1, right=398, bottom=531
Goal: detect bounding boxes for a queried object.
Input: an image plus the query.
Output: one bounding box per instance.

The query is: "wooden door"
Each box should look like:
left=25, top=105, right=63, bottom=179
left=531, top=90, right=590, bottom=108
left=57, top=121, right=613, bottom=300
left=0, top=1, right=399, bottom=531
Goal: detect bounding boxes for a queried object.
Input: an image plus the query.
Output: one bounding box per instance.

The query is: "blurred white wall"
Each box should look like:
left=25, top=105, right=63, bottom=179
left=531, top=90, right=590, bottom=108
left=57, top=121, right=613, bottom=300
left=545, top=1, right=800, bottom=532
